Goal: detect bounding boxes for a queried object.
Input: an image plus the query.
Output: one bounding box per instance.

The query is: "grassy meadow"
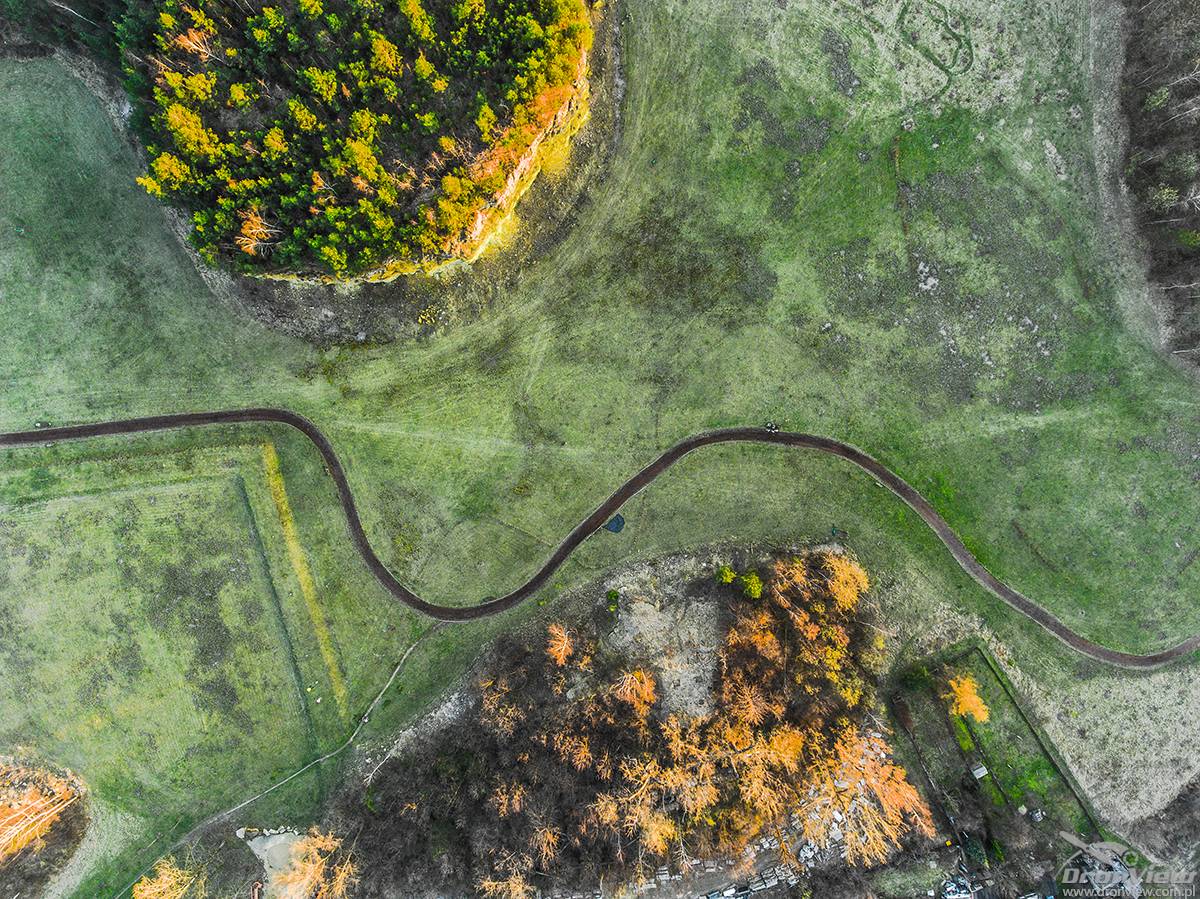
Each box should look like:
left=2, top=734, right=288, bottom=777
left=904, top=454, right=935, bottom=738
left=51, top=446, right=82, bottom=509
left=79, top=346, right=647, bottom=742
left=1, top=0, right=1200, bottom=891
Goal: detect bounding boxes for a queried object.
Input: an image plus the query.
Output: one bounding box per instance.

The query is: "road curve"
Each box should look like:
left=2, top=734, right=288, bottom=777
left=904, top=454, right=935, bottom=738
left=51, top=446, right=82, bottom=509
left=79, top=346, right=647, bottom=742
left=2, top=408, right=1197, bottom=669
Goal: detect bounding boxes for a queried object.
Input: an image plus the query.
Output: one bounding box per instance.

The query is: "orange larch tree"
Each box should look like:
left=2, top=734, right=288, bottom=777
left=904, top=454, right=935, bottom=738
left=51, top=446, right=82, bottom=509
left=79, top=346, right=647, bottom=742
left=797, top=727, right=934, bottom=866
left=273, top=828, right=356, bottom=899
left=0, top=763, right=79, bottom=863
left=943, top=673, right=990, bottom=723
left=546, top=623, right=574, bottom=667
left=132, top=857, right=207, bottom=899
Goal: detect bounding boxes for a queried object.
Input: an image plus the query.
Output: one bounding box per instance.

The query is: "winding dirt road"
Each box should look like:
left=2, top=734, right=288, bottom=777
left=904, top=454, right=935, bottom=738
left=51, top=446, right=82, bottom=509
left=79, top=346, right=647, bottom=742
left=2, top=408, right=1196, bottom=669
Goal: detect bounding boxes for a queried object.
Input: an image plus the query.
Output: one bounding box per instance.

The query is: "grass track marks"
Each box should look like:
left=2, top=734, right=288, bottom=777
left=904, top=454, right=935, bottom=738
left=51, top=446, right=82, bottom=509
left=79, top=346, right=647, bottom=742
left=261, top=442, right=349, bottom=719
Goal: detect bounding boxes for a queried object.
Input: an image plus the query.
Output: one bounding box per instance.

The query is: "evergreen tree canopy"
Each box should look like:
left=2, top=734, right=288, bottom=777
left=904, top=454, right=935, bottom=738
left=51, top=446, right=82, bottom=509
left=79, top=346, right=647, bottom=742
left=118, top=0, right=592, bottom=276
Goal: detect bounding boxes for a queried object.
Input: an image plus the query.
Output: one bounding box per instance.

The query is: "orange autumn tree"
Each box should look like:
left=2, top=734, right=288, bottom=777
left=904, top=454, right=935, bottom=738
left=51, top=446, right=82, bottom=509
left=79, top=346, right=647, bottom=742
left=480, top=674, right=526, bottom=739
left=132, top=857, right=208, bottom=899
left=477, top=870, right=533, bottom=899
left=825, top=552, right=871, bottom=611
left=273, top=828, right=356, bottom=899
left=0, top=762, right=80, bottom=863
left=797, top=727, right=934, bottom=866
left=358, top=551, right=934, bottom=895
left=545, top=623, right=574, bottom=667
left=235, top=207, right=281, bottom=257
left=944, top=673, right=990, bottom=723
left=530, top=822, right=563, bottom=866
left=612, top=668, right=658, bottom=719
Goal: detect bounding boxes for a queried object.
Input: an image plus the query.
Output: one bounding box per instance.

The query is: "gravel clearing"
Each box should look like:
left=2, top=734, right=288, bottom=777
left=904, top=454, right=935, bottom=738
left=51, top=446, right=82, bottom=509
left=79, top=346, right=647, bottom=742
left=603, top=554, right=726, bottom=718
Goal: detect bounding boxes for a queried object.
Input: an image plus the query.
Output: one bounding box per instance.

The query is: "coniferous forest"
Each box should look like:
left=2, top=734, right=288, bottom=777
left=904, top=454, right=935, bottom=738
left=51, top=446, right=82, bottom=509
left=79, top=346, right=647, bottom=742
left=115, top=0, right=591, bottom=275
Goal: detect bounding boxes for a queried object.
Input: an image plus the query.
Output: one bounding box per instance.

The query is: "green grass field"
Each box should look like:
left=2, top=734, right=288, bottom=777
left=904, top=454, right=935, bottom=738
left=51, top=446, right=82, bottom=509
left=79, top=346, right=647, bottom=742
left=0, top=451, right=315, bottom=892
left=0, top=439, right=412, bottom=893
left=2, top=0, right=1200, bottom=891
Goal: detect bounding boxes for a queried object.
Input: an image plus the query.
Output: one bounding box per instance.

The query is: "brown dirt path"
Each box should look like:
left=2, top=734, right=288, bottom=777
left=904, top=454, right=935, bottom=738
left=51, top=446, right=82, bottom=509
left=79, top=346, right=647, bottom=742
left=3, top=409, right=1197, bottom=668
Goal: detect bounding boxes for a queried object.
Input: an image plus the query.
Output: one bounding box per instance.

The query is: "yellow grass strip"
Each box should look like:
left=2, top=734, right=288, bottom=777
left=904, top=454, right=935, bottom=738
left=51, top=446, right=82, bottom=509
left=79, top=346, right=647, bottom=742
left=261, top=442, right=349, bottom=717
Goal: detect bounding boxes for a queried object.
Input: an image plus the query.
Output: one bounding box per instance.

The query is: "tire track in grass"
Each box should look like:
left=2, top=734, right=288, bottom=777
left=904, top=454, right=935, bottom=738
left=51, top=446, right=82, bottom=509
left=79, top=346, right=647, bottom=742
left=234, top=474, right=321, bottom=765
left=260, top=442, right=349, bottom=719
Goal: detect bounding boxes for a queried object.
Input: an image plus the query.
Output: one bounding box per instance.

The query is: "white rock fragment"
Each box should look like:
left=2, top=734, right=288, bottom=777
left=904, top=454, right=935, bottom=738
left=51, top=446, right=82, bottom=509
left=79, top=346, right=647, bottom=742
left=1043, top=139, right=1068, bottom=180
left=917, top=261, right=939, bottom=292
